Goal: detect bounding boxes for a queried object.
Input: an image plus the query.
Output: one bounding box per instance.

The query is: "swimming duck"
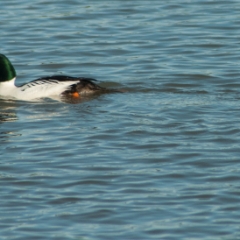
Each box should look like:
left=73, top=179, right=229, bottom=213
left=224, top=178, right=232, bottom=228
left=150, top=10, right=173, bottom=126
left=0, top=53, right=114, bottom=101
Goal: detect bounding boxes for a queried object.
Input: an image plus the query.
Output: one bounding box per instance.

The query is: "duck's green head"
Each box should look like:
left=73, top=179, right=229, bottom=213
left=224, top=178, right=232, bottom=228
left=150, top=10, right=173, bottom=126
left=0, top=54, right=16, bottom=82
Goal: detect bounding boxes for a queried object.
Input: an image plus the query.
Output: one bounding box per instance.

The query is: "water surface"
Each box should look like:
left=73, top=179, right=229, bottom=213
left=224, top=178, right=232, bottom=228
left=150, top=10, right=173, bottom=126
left=1, top=1, right=240, bottom=239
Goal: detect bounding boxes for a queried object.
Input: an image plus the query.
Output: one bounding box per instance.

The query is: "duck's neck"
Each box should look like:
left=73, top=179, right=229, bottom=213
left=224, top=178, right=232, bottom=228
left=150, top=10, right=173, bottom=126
left=0, top=77, right=17, bottom=97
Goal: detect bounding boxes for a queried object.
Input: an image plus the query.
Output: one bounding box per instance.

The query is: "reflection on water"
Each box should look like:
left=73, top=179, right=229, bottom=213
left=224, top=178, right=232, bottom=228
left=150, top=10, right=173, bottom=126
left=0, top=100, right=19, bottom=141
left=0, top=100, right=18, bottom=122
left=0, top=112, right=17, bottom=122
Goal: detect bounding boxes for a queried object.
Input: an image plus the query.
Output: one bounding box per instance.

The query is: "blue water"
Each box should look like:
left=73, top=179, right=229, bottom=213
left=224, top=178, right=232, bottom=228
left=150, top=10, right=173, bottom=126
left=1, top=1, right=240, bottom=239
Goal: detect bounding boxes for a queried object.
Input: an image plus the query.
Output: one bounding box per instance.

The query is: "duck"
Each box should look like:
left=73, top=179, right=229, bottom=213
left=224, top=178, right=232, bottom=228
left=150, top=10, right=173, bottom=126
left=0, top=53, right=116, bottom=101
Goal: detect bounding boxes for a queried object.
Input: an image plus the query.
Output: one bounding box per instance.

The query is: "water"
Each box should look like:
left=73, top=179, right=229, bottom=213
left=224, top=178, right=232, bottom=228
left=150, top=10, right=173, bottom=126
left=1, top=0, right=240, bottom=239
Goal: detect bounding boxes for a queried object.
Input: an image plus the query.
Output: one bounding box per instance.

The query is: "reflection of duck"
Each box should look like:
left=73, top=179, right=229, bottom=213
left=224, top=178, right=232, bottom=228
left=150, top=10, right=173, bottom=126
left=0, top=54, right=119, bottom=101
left=0, top=108, right=17, bottom=123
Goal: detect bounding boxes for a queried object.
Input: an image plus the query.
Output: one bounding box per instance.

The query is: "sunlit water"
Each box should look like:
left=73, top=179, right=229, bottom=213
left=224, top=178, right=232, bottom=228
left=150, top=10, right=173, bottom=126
left=1, top=1, right=240, bottom=239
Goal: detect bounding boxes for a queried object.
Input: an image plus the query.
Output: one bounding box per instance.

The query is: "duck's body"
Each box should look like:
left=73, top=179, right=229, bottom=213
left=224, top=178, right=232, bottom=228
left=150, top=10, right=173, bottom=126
left=0, top=75, right=104, bottom=101
left=0, top=54, right=113, bottom=101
